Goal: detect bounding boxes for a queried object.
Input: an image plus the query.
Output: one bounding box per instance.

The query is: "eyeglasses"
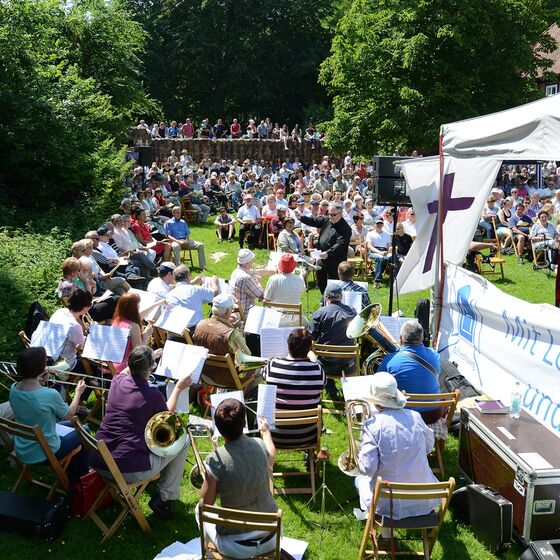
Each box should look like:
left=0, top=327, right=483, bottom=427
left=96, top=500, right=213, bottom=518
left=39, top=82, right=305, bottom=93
left=329, top=212, right=341, bottom=217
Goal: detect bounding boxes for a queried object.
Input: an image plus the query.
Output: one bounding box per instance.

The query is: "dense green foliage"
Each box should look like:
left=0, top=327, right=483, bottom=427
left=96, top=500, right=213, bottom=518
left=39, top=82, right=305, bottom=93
left=126, top=0, right=334, bottom=124
left=320, top=0, right=556, bottom=155
left=0, top=0, right=156, bottom=205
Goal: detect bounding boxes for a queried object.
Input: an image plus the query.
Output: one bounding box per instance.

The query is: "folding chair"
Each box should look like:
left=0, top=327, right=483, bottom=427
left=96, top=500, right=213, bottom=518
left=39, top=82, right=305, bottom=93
left=348, top=238, right=367, bottom=280
left=404, top=390, right=460, bottom=479
left=71, top=417, right=157, bottom=542
left=199, top=499, right=283, bottom=560
left=531, top=238, right=555, bottom=275
left=272, top=406, right=322, bottom=496
left=475, top=219, right=505, bottom=280
left=0, top=417, right=82, bottom=499
left=359, top=476, right=455, bottom=559
left=180, top=194, right=199, bottom=224
left=262, top=300, right=303, bottom=327
left=311, top=342, right=360, bottom=414
left=153, top=325, right=194, bottom=347
left=180, top=244, right=195, bottom=268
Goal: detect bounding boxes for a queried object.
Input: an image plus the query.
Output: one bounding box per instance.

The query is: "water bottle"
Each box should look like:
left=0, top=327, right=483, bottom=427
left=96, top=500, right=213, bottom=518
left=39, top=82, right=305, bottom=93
left=510, top=381, right=522, bottom=419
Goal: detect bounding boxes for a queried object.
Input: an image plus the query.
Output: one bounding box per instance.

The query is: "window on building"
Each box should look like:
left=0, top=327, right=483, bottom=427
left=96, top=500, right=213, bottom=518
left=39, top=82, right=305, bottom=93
left=545, top=84, right=558, bottom=96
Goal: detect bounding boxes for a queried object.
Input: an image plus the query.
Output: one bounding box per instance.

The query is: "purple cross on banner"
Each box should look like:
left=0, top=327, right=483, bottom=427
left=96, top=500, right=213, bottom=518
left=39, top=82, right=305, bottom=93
left=422, top=172, right=475, bottom=273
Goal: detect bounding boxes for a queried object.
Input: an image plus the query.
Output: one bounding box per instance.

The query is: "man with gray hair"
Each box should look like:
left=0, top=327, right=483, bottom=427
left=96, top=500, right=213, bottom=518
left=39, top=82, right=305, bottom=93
left=299, top=200, right=352, bottom=293
left=378, top=320, right=443, bottom=423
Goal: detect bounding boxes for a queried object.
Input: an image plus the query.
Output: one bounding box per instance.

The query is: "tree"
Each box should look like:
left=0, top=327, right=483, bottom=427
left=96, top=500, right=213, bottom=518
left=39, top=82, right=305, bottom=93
left=320, top=0, right=556, bottom=156
left=127, top=0, right=333, bottom=124
left=0, top=0, right=157, bottom=205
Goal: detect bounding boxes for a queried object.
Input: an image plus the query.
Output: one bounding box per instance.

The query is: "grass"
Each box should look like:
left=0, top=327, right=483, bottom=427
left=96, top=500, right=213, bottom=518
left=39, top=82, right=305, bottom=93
left=0, top=217, right=554, bottom=559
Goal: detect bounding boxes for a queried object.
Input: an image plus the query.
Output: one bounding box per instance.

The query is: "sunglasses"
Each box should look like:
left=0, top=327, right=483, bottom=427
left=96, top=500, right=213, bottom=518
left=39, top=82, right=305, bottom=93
left=329, top=212, right=341, bottom=217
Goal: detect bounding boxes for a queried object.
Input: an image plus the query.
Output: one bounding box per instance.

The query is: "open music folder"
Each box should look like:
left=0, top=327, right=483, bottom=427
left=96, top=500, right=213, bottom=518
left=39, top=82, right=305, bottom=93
left=29, top=320, right=69, bottom=360
left=259, top=326, right=298, bottom=358
left=155, top=340, right=208, bottom=384
left=81, top=323, right=129, bottom=363
left=244, top=305, right=283, bottom=335
left=154, top=304, right=196, bottom=335
left=128, top=288, right=166, bottom=321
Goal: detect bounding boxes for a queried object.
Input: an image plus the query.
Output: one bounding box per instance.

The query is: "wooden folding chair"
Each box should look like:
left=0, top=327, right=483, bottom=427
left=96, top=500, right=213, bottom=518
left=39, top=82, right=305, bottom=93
left=199, top=499, right=283, bottom=560
left=272, top=406, right=322, bottom=497
left=262, top=300, right=303, bottom=326
left=405, top=390, right=460, bottom=479
left=359, top=476, right=455, bottom=559
left=153, top=325, right=194, bottom=347
left=531, top=238, right=555, bottom=275
left=71, top=417, right=157, bottom=542
left=476, top=219, right=505, bottom=280
left=348, top=238, right=367, bottom=280
left=0, top=417, right=81, bottom=499
left=180, top=194, right=199, bottom=224
left=311, top=342, right=360, bottom=414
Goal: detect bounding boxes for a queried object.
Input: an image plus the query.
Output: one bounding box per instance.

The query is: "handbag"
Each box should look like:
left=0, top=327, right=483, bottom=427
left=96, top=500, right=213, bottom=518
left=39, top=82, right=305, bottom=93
left=71, top=470, right=112, bottom=517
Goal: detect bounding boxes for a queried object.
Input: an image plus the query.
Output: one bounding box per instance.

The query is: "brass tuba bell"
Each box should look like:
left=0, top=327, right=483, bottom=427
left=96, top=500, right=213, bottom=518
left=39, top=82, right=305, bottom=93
left=145, top=411, right=188, bottom=457
left=234, top=351, right=269, bottom=372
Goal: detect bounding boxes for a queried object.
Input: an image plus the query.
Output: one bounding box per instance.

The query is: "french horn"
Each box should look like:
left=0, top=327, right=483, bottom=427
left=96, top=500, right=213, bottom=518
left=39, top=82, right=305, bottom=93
left=338, top=399, right=371, bottom=476
left=346, top=303, right=399, bottom=375
left=145, top=411, right=188, bottom=457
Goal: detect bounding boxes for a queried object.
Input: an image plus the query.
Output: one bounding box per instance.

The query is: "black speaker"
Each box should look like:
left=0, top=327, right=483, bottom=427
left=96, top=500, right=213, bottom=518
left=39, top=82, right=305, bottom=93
left=377, top=177, right=410, bottom=205
left=137, top=146, right=154, bottom=167
left=521, top=541, right=560, bottom=560
left=373, top=156, right=410, bottom=178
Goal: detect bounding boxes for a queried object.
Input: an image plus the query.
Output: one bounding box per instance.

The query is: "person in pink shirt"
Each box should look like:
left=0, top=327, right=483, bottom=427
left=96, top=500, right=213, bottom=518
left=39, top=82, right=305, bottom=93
left=181, top=118, right=194, bottom=138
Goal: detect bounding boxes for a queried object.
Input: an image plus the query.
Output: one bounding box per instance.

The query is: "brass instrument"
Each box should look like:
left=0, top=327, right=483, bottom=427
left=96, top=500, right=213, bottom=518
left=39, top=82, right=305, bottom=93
left=187, top=422, right=217, bottom=489
left=235, top=351, right=269, bottom=372
left=338, top=399, right=371, bottom=476
left=46, top=358, right=71, bottom=382
left=346, top=303, right=399, bottom=375
left=145, top=411, right=188, bottom=458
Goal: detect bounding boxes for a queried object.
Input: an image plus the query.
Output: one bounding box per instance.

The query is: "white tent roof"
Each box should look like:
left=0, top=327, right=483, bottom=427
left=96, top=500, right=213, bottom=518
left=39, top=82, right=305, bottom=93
left=441, top=94, right=560, bottom=160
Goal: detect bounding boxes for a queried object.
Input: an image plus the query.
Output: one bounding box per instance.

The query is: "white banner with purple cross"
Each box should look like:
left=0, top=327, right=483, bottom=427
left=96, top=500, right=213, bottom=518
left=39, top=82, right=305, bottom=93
left=394, top=156, right=501, bottom=294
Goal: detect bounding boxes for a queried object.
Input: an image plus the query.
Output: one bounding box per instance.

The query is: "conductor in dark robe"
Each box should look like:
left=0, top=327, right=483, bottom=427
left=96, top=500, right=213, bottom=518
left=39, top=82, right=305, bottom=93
left=300, top=201, right=352, bottom=293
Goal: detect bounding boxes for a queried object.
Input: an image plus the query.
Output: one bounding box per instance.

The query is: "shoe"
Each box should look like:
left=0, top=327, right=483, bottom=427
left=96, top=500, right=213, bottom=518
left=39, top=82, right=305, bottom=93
left=228, top=239, right=233, bottom=243
left=127, top=273, right=145, bottom=282
left=374, top=282, right=381, bottom=289
left=148, top=493, right=172, bottom=520
left=218, top=239, right=223, bottom=243
left=518, top=256, right=523, bottom=264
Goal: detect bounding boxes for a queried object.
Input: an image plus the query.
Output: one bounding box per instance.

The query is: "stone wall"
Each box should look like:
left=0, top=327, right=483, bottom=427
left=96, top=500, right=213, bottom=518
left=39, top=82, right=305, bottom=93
left=130, top=128, right=336, bottom=166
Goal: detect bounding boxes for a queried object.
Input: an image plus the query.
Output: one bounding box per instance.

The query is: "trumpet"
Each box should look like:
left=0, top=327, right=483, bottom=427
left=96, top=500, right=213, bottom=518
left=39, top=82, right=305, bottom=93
left=346, top=303, right=399, bottom=375
left=338, top=399, right=371, bottom=476
left=145, top=411, right=188, bottom=458
left=235, top=351, right=269, bottom=372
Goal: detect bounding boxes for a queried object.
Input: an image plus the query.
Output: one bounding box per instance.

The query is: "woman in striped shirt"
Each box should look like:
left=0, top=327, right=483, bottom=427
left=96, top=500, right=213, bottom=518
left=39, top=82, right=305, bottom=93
left=263, top=329, right=326, bottom=448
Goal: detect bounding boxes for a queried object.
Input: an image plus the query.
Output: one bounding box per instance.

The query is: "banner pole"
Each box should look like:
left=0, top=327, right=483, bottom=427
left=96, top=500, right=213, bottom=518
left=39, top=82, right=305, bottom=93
left=432, top=132, right=445, bottom=345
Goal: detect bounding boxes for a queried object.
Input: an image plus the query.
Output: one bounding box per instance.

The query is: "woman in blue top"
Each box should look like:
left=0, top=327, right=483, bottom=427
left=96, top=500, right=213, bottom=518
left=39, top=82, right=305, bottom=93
left=9, top=347, right=90, bottom=482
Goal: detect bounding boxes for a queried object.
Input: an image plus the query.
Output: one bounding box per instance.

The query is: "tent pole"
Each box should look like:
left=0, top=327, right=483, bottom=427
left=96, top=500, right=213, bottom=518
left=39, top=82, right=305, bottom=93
left=432, top=133, right=445, bottom=345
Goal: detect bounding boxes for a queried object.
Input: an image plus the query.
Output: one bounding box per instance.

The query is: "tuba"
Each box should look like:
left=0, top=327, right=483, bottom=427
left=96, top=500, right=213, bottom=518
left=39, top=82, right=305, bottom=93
left=338, top=399, right=371, bottom=476
left=145, top=411, right=188, bottom=457
left=346, top=303, right=399, bottom=375
left=235, top=351, right=269, bottom=372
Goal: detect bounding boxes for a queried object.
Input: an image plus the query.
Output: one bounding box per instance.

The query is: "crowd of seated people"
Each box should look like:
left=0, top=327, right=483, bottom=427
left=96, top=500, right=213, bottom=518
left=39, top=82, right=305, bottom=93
left=136, top=117, right=325, bottom=149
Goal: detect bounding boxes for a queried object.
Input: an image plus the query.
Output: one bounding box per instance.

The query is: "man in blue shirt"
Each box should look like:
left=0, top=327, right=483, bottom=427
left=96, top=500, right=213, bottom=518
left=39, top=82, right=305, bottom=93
left=164, top=206, right=207, bottom=270
left=378, top=321, right=443, bottom=423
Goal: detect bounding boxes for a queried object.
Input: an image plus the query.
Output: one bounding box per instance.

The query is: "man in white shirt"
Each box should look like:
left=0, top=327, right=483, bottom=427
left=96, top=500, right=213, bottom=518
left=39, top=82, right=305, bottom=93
left=366, top=218, right=392, bottom=288
left=166, top=266, right=219, bottom=330
left=236, top=195, right=261, bottom=249
left=147, top=262, right=176, bottom=299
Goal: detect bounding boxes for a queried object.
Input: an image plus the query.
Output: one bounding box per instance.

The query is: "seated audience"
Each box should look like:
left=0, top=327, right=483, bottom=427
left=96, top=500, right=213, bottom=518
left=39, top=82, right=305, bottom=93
left=164, top=205, right=206, bottom=269
left=214, top=207, right=236, bottom=242
left=366, top=218, right=392, bottom=289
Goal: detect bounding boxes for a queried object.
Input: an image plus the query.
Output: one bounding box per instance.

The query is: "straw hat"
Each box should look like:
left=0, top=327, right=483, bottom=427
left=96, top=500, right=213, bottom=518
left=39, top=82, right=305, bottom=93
left=365, top=372, right=407, bottom=409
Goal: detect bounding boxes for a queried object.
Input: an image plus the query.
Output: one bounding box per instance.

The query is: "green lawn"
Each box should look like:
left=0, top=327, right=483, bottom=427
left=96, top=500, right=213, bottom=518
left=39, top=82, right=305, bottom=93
left=0, top=218, right=555, bottom=559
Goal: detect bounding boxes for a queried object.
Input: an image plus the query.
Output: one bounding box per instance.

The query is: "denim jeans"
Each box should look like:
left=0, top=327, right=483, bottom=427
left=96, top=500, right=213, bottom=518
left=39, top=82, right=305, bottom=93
left=368, top=252, right=391, bottom=281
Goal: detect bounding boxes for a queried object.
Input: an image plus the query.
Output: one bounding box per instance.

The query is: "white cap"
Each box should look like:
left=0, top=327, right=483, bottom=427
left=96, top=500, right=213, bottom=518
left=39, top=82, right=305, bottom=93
left=213, top=293, right=234, bottom=309
left=237, top=249, right=255, bottom=265
left=365, top=372, right=407, bottom=409
left=159, top=262, right=176, bottom=273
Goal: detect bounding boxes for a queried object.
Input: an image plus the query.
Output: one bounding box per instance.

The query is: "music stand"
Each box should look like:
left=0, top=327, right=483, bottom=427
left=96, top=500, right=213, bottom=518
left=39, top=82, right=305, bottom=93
left=306, top=447, right=347, bottom=536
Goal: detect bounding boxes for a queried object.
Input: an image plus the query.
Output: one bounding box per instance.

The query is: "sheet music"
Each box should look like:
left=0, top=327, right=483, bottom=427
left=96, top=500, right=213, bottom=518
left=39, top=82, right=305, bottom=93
left=82, top=323, right=129, bottom=363
left=210, top=391, right=245, bottom=437
left=30, top=321, right=69, bottom=360
left=259, top=327, right=298, bottom=358
left=244, top=306, right=283, bottom=334
left=129, top=288, right=165, bottom=321
left=257, top=384, right=276, bottom=430
left=342, top=375, right=377, bottom=401
left=92, top=289, right=114, bottom=304
left=166, top=381, right=190, bottom=414
left=327, top=278, right=368, bottom=290
left=279, top=537, right=308, bottom=560
left=266, top=251, right=284, bottom=270
left=155, top=304, right=196, bottom=335
left=55, top=423, right=74, bottom=437
left=155, top=340, right=209, bottom=384
left=203, top=276, right=230, bottom=295
left=379, top=315, right=413, bottom=342
left=342, top=291, right=362, bottom=314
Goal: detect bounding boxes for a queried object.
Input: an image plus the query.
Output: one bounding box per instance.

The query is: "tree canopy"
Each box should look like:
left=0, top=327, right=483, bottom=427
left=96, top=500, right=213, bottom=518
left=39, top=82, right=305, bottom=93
left=126, top=0, right=334, bottom=124
left=0, top=0, right=157, bottom=205
left=320, top=0, right=556, bottom=156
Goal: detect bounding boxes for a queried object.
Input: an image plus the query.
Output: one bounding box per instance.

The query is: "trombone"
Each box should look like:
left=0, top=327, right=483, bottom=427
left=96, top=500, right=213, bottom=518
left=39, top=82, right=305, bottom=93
left=338, top=399, right=371, bottom=476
